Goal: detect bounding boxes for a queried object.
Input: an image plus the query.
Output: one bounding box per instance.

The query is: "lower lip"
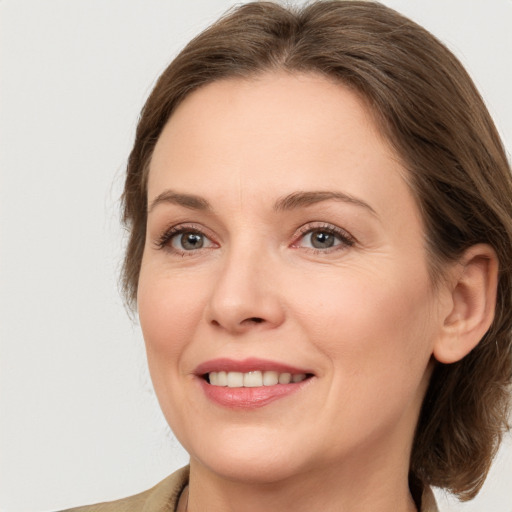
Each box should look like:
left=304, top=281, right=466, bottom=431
left=198, top=378, right=311, bottom=409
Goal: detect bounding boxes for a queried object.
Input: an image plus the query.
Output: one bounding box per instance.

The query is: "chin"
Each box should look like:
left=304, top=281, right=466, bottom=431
left=185, top=426, right=314, bottom=484
left=198, top=454, right=306, bottom=485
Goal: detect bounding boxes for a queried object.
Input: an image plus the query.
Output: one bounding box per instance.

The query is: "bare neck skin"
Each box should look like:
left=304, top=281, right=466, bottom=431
left=186, top=455, right=417, bottom=512
left=185, top=415, right=420, bottom=512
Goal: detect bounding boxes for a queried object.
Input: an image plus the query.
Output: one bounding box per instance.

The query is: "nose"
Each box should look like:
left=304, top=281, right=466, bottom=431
left=205, top=246, right=285, bottom=334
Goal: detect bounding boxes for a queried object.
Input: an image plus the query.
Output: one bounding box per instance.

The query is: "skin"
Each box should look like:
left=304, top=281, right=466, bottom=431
left=138, top=72, right=455, bottom=512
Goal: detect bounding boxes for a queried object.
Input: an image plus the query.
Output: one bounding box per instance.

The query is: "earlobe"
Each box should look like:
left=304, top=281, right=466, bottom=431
left=433, top=244, right=499, bottom=364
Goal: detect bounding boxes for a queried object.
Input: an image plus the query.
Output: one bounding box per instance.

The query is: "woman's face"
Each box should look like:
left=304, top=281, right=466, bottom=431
left=138, top=73, right=448, bottom=483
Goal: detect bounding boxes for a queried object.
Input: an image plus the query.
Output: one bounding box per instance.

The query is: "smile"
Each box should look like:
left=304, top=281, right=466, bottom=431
left=207, top=370, right=308, bottom=387
left=195, top=358, right=314, bottom=408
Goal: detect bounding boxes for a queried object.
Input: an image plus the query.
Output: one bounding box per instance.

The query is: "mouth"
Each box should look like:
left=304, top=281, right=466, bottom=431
left=204, top=370, right=311, bottom=387
left=195, top=358, right=315, bottom=408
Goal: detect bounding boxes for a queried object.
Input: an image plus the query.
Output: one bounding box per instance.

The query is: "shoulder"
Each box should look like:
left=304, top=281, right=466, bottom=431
left=60, top=466, right=189, bottom=512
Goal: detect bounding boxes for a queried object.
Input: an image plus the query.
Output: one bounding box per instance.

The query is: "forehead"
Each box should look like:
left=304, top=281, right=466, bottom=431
left=152, top=72, right=386, bottom=165
left=148, top=72, right=412, bottom=220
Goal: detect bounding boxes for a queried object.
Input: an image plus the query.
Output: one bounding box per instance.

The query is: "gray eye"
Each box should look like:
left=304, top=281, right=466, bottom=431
left=174, top=232, right=204, bottom=250
left=308, top=230, right=336, bottom=249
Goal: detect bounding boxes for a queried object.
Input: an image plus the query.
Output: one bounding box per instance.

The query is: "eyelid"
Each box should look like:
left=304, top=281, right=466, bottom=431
left=154, top=222, right=218, bottom=253
left=153, top=220, right=354, bottom=255
left=291, top=222, right=356, bottom=250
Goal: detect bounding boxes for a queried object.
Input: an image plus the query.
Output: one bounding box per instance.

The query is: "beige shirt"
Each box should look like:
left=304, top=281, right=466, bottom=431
left=61, top=466, right=439, bottom=512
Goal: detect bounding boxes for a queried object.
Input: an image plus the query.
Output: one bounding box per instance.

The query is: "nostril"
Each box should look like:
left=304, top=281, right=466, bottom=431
left=209, top=316, right=266, bottom=330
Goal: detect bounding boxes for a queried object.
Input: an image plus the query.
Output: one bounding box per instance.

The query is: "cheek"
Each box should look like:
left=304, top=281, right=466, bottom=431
left=303, top=271, right=436, bottom=442
left=137, top=264, right=206, bottom=365
left=137, top=263, right=211, bottom=432
left=291, top=265, right=436, bottom=385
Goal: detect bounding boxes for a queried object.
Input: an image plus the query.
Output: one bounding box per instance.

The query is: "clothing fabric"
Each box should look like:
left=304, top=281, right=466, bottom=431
left=60, top=467, right=189, bottom=512
left=60, top=465, right=439, bottom=512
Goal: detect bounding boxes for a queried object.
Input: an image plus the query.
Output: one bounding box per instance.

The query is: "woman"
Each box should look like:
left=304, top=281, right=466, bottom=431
left=65, top=1, right=512, bottom=510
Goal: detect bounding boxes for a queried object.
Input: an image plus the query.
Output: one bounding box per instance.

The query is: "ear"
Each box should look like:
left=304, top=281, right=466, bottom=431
left=433, top=244, right=499, bottom=364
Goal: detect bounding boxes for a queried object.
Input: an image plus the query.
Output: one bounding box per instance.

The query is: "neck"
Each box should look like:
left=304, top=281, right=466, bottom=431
left=185, top=442, right=418, bottom=512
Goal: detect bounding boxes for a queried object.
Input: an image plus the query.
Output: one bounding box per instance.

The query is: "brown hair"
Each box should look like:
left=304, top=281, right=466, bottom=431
left=122, top=0, right=512, bottom=500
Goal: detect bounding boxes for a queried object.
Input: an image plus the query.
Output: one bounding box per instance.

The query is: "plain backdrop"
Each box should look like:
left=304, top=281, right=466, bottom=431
left=1, top=1, right=511, bottom=511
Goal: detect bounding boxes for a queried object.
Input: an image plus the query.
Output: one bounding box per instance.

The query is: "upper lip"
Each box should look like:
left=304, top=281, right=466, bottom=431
left=194, top=357, right=313, bottom=376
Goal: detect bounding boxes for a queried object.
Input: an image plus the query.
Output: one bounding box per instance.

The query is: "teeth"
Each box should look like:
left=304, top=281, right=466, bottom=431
left=263, top=371, right=278, bottom=386
left=244, top=371, right=262, bottom=387
left=278, top=372, right=291, bottom=384
left=209, top=372, right=219, bottom=386
left=208, top=370, right=308, bottom=387
left=227, top=372, right=244, bottom=388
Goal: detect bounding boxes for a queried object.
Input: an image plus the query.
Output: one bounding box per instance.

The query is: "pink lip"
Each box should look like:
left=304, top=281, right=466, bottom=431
left=194, top=357, right=312, bottom=375
left=194, top=358, right=314, bottom=410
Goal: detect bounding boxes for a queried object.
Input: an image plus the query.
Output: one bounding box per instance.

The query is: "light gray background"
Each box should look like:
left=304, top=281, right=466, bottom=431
left=1, top=1, right=511, bottom=511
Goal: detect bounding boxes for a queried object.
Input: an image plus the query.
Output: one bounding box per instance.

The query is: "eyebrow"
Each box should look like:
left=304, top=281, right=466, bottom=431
left=148, top=189, right=377, bottom=216
left=273, top=191, right=377, bottom=216
left=148, top=190, right=212, bottom=213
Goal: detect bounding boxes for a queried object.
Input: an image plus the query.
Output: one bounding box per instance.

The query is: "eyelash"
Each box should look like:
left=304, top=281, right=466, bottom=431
left=154, top=222, right=355, bottom=255
left=154, top=224, right=216, bottom=255
left=292, top=223, right=355, bottom=253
